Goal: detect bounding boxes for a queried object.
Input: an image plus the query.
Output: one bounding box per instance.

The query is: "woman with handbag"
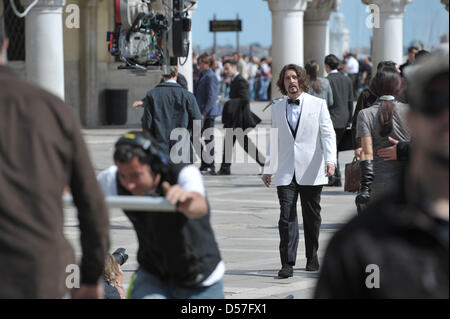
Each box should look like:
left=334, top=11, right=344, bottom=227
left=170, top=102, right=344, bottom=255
left=355, top=67, right=411, bottom=211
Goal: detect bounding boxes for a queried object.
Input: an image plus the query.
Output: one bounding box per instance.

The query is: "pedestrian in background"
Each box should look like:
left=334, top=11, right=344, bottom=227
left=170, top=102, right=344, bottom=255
left=218, top=59, right=266, bottom=175
left=305, top=60, right=334, bottom=108
left=399, top=46, right=419, bottom=76
left=194, top=53, right=221, bottom=175
left=355, top=67, right=411, bottom=211
left=324, top=54, right=354, bottom=187
left=134, top=66, right=202, bottom=163
left=351, top=61, right=399, bottom=155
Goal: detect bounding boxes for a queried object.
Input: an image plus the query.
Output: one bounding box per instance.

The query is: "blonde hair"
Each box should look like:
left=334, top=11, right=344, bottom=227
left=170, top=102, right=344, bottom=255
left=104, top=254, right=120, bottom=285
left=162, top=66, right=178, bottom=80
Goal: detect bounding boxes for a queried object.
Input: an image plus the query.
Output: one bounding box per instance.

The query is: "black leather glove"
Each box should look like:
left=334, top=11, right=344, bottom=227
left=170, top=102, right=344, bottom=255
left=355, top=160, right=374, bottom=205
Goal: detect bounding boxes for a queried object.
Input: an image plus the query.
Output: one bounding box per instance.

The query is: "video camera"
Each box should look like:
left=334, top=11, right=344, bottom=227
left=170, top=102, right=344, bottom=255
left=107, top=0, right=194, bottom=74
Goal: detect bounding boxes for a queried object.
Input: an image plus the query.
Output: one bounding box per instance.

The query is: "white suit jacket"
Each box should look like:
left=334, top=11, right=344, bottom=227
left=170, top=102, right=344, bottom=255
left=264, top=93, right=337, bottom=186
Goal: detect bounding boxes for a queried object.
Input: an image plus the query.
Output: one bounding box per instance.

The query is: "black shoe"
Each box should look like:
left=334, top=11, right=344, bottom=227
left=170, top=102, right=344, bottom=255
left=278, top=265, right=293, bottom=278
left=306, top=256, right=320, bottom=272
left=217, top=167, right=231, bottom=175
left=201, top=167, right=216, bottom=176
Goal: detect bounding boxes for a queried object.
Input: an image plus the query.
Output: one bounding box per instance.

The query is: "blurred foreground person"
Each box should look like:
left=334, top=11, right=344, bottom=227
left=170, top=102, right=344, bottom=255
left=315, top=50, right=449, bottom=299
left=0, top=19, right=109, bottom=298
left=97, top=132, right=224, bottom=299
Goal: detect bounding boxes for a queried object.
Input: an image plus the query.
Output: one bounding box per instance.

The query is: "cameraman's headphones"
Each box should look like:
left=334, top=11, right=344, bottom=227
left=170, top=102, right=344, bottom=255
left=115, top=133, right=169, bottom=176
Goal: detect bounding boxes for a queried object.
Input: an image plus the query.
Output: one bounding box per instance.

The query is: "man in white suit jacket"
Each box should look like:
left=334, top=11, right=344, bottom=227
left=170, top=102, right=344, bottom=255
left=262, top=64, right=337, bottom=278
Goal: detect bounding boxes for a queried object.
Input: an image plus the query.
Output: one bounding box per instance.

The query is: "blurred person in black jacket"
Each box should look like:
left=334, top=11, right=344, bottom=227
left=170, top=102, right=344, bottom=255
left=315, top=49, right=449, bottom=299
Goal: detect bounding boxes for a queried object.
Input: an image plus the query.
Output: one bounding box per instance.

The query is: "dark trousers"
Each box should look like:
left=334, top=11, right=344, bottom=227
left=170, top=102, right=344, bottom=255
left=221, top=129, right=265, bottom=168
left=200, top=117, right=216, bottom=169
left=334, top=128, right=347, bottom=179
left=276, top=178, right=323, bottom=266
left=348, top=73, right=359, bottom=101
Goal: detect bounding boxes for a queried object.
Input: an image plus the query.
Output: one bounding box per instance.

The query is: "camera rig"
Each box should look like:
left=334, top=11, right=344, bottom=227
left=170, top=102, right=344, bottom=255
left=107, top=0, right=194, bottom=74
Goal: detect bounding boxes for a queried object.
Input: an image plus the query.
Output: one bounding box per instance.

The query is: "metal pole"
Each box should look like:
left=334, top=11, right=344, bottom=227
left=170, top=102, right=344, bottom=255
left=236, top=13, right=240, bottom=53
left=63, top=195, right=177, bottom=212
left=213, top=14, right=217, bottom=54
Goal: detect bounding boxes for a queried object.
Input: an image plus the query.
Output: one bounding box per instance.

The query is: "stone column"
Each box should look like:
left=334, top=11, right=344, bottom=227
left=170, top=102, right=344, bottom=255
left=329, top=13, right=350, bottom=60
left=266, top=0, right=312, bottom=99
left=178, top=1, right=197, bottom=93
left=22, top=0, right=66, bottom=100
left=80, top=0, right=100, bottom=127
left=304, top=0, right=340, bottom=76
left=362, top=0, right=412, bottom=69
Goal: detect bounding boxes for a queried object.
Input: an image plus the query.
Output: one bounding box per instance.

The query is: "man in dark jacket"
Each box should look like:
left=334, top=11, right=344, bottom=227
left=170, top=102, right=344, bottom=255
left=0, top=20, right=109, bottom=299
left=315, top=50, right=449, bottom=299
left=399, top=46, right=419, bottom=76
left=194, top=53, right=221, bottom=175
left=325, top=54, right=354, bottom=186
left=217, top=60, right=265, bottom=175
left=134, top=66, right=202, bottom=163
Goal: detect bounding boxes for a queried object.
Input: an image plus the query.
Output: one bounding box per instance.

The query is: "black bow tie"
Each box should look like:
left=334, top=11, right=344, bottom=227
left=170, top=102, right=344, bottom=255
left=288, top=99, right=300, bottom=105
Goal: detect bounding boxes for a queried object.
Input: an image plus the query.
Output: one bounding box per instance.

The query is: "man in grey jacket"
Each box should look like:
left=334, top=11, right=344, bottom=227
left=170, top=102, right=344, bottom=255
left=325, top=54, right=354, bottom=187
left=134, top=66, right=202, bottom=163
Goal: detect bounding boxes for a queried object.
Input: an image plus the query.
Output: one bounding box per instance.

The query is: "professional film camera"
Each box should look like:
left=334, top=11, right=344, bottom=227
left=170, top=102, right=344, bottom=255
left=107, top=0, right=194, bottom=73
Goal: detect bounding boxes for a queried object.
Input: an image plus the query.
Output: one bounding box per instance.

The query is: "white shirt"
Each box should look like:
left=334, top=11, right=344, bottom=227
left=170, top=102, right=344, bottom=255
left=96, top=165, right=225, bottom=286
left=286, top=93, right=305, bottom=132
left=346, top=56, right=359, bottom=74
left=97, top=165, right=205, bottom=197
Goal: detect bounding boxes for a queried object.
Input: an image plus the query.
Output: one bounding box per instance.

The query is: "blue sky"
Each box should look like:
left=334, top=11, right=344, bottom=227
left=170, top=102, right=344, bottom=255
left=192, top=0, right=449, bottom=50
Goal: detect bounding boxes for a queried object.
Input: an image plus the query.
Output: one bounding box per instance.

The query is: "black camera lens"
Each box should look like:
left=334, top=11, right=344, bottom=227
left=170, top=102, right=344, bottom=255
left=112, top=248, right=128, bottom=266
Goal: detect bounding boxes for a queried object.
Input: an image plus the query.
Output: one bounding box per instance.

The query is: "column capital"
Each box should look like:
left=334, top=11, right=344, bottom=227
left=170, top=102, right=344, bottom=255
left=266, top=0, right=312, bottom=12
left=187, top=1, right=198, bottom=13
left=362, top=0, right=412, bottom=14
left=21, top=0, right=66, bottom=8
left=305, top=0, right=341, bottom=21
left=442, top=0, right=449, bottom=11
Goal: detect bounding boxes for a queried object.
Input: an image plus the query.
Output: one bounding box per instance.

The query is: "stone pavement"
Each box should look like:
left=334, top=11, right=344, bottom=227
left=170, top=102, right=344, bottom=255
left=63, top=101, right=357, bottom=299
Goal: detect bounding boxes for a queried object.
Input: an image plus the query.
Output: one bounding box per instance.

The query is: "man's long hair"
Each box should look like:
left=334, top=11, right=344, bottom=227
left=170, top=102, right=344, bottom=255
left=276, top=64, right=309, bottom=96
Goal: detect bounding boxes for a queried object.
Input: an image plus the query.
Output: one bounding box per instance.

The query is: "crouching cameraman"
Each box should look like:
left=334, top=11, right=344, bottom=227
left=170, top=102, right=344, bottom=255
left=97, top=131, right=224, bottom=299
